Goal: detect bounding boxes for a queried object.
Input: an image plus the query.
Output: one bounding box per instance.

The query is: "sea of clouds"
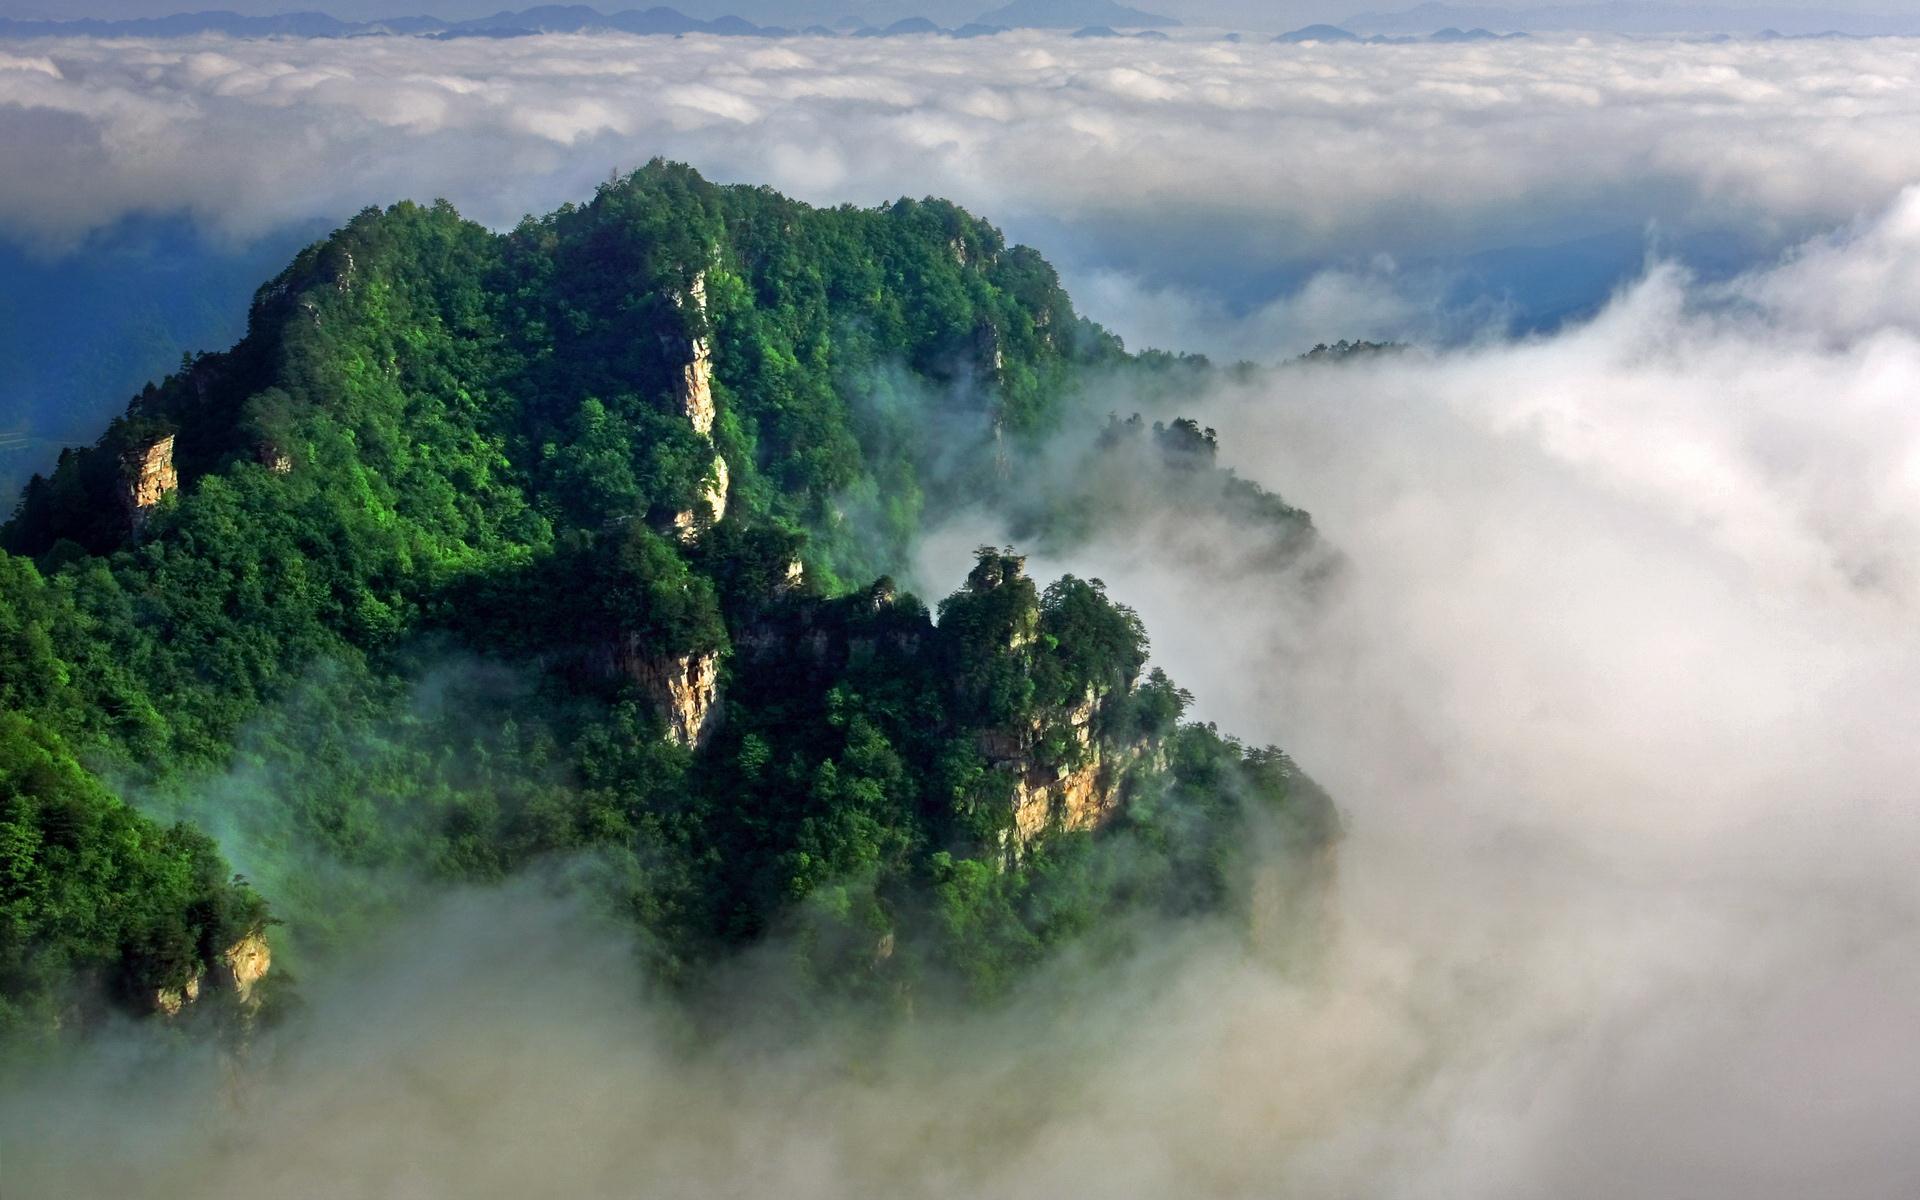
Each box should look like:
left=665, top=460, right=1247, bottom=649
left=5, top=31, right=1920, bottom=344
left=7, top=28, right=1920, bottom=1199
left=904, top=181, right=1920, bottom=1196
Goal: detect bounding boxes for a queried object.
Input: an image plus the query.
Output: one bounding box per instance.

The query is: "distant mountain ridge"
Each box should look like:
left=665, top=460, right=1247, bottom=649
left=1275, top=21, right=1526, bottom=42
left=1340, top=1, right=1920, bottom=36
left=0, top=6, right=780, bottom=38
left=0, top=3, right=1137, bottom=38
left=974, top=0, right=1175, bottom=28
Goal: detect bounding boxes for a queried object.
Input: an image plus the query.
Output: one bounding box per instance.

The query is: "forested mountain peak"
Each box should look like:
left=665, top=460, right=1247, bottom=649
left=0, top=162, right=1333, bottom=1045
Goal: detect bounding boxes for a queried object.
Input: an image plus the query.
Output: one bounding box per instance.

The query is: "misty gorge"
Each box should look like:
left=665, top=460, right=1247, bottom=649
left=7, top=10, right=1920, bottom=1199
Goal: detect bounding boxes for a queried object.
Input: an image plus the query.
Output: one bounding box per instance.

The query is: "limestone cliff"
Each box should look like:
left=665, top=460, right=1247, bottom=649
left=980, top=686, right=1146, bottom=852
left=121, top=433, right=177, bottom=535
left=776, top=557, right=805, bottom=595
left=674, top=272, right=716, bottom=438
left=150, top=927, right=271, bottom=1018
left=214, top=929, right=272, bottom=1006
left=733, top=579, right=925, bottom=689
left=964, top=550, right=1037, bottom=650
left=624, top=649, right=722, bottom=749
left=152, top=968, right=202, bottom=1018
left=666, top=271, right=727, bottom=541
left=975, top=320, right=1004, bottom=377
left=671, top=453, right=730, bottom=544
left=956, top=552, right=1153, bottom=855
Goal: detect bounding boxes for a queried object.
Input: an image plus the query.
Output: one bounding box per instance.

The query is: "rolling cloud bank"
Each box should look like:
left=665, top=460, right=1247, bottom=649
left=9, top=27, right=1920, bottom=481
left=5, top=32, right=1920, bottom=318
left=6, top=29, right=1920, bottom=1199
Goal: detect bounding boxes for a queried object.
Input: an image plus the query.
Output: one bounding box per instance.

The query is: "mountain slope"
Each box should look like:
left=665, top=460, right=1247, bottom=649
left=0, top=162, right=1333, bottom=1040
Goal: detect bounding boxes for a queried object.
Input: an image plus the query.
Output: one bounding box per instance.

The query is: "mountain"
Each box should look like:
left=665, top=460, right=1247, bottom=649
left=1275, top=22, right=1523, bottom=43
left=1276, top=22, right=1359, bottom=41
left=435, top=5, right=761, bottom=35
left=974, top=0, right=1177, bottom=29
left=0, top=9, right=368, bottom=36
left=0, top=163, right=1335, bottom=1042
left=0, top=217, right=327, bottom=511
left=0, top=5, right=1026, bottom=40
left=1340, top=0, right=1920, bottom=36
left=0, top=5, right=766, bottom=38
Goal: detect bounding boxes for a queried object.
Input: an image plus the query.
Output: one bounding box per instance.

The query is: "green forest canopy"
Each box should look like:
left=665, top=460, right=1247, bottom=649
left=0, top=161, right=1335, bottom=1044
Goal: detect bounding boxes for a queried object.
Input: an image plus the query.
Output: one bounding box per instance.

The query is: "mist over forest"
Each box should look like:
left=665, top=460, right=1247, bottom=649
left=5, top=24, right=1920, bottom=1200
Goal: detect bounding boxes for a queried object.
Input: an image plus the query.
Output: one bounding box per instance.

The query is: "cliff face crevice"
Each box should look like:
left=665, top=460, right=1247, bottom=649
left=152, top=968, right=202, bottom=1018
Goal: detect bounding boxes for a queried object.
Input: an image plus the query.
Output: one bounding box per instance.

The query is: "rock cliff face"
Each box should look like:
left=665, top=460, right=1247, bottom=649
left=623, top=649, right=722, bottom=749
left=958, top=553, right=1151, bottom=855
left=150, top=927, right=271, bottom=1018
left=975, top=320, right=1004, bottom=377
left=981, top=687, right=1143, bottom=852
left=732, top=579, right=924, bottom=688
left=674, top=272, right=717, bottom=438
left=152, top=969, right=202, bottom=1018
left=671, top=453, right=729, bottom=542
left=121, top=434, right=178, bottom=535
left=668, top=272, right=728, bottom=542
left=776, top=557, right=805, bottom=595
left=215, top=929, right=272, bottom=1006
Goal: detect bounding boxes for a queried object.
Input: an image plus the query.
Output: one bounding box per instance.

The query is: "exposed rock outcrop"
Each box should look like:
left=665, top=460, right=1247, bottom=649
left=775, top=557, right=806, bottom=596
left=256, top=441, right=293, bottom=474
left=624, top=650, right=722, bottom=748
left=121, top=434, right=178, bottom=536
left=679, top=336, right=715, bottom=438
left=981, top=687, right=1143, bottom=852
left=150, top=927, right=271, bottom=1018
left=966, top=549, right=1036, bottom=649
left=666, top=271, right=727, bottom=541
left=732, top=579, right=925, bottom=685
left=670, top=453, right=730, bottom=544
left=673, top=272, right=716, bottom=437
left=214, top=929, right=272, bottom=1006
left=974, top=320, right=1004, bottom=376
left=152, top=969, right=203, bottom=1018
left=954, top=552, right=1152, bottom=856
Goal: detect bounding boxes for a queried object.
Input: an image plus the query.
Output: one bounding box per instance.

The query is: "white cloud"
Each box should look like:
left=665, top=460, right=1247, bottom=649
left=904, top=184, right=1920, bottom=1194
left=1, top=31, right=1919, bottom=281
